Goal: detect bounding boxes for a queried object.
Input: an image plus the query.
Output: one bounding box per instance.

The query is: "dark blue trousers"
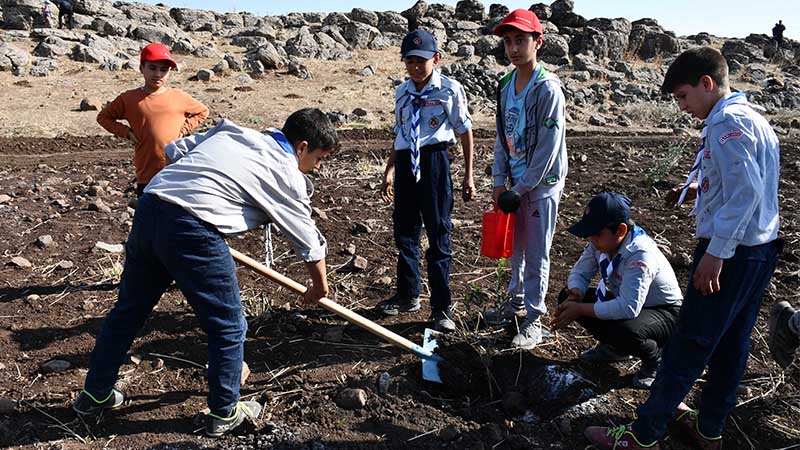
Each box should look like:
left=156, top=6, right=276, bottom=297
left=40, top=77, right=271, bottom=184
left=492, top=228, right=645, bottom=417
left=393, top=144, right=453, bottom=312
left=84, top=194, right=246, bottom=417
left=633, top=238, right=782, bottom=442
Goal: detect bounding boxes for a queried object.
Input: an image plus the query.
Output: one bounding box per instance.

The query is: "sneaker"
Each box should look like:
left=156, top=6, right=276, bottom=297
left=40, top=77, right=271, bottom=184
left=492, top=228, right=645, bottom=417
left=580, top=343, right=633, bottom=364
left=632, top=358, right=660, bottom=389
left=72, top=389, right=124, bottom=419
left=672, top=404, right=722, bottom=450
left=376, top=294, right=421, bottom=316
left=206, top=401, right=263, bottom=438
left=584, top=424, right=660, bottom=450
left=511, top=318, right=543, bottom=350
left=482, top=301, right=525, bottom=326
left=768, top=301, right=800, bottom=368
left=430, top=309, right=456, bottom=333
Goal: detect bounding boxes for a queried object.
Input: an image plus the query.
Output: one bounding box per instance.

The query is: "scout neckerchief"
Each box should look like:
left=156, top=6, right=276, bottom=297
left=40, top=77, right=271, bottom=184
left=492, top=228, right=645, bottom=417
left=676, top=126, right=707, bottom=215
left=409, top=87, right=433, bottom=182
left=595, top=225, right=646, bottom=302
left=263, top=129, right=295, bottom=267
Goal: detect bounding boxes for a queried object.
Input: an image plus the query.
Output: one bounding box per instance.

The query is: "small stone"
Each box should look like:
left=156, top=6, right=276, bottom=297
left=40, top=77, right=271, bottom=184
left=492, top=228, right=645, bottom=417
left=196, top=69, right=214, bottom=81
left=352, top=107, right=368, bottom=117
left=88, top=198, right=111, bottom=213
left=312, top=207, right=328, bottom=220
left=345, top=243, right=357, bottom=255
left=26, top=294, right=40, bottom=302
left=40, top=359, right=71, bottom=374
left=359, top=64, right=376, bottom=76
left=589, top=114, right=607, bottom=126
left=129, top=354, right=142, bottom=365
left=56, top=260, right=74, bottom=270
left=351, top=256, right=368, bottom=271
left=153, top=358, right=165, bottom=370
left=323, top=326, right=345, bottom=343
left=335, top=388, right=367, bottom=410
left=87, top=185, right=105, bottom=197
left=241, top=361, right=251, bottom=386
left=502, top=391, right=527, bottom=416
left=376, top=276, right=392, bottom=286
left=79, top=97, right=102, bottom=111
left=94, top=241, right=124, bottom=253
left=0, top=397, right=17, bottom=414
left=668, top=252, right=692, bottom=269
left=52, top=198, right=70, bottom=208
left=35, top=235, right=53, bottom=248
left=10, top=256, right=32, bottom=269
left=0, top=194, right=11, bottom=204
left=376, top=372, right=391, bottom=394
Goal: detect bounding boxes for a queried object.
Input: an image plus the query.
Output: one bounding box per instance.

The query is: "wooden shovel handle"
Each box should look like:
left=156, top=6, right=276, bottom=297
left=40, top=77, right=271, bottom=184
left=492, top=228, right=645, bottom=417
left=228, top=247, right=434, bottom=359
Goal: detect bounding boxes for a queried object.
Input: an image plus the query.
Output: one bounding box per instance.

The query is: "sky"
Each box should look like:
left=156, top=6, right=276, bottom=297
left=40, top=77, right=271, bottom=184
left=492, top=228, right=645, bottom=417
left=143, top=0, right=798, bottom=40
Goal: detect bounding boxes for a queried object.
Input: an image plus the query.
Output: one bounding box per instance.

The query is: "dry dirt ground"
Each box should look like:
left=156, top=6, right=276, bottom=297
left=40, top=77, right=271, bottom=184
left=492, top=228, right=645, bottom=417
left=0, top=129, right=799, bottom=450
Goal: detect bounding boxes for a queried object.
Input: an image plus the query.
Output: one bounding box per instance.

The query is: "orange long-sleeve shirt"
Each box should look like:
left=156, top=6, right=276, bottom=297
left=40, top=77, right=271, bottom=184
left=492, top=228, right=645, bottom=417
left=97, top=87, right=209, bottom=184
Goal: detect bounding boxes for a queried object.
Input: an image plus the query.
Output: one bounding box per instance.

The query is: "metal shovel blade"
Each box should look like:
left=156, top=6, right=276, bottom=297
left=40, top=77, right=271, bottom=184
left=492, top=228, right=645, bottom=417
left=420, top=328, right=443, bottom=383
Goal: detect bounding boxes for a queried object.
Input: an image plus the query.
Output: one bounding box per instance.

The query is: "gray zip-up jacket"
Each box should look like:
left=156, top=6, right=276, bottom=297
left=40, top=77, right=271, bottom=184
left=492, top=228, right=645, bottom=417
left=567, top=228, right=683, bottom=320
left=493, top=66, right=568, bottom=199
left=145, top=119, right=327, bottom=262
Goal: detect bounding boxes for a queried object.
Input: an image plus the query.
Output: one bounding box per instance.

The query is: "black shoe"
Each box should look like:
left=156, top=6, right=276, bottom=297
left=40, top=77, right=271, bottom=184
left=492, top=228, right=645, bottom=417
left=430, top=309, right=456, bottom=333
left=72, top=389, right=124, bottom=419
left=632, top=358, right=660, bottom=389
left=376, top=295, right=421, bottom=316
left=206, top=401, right=262, bottom=438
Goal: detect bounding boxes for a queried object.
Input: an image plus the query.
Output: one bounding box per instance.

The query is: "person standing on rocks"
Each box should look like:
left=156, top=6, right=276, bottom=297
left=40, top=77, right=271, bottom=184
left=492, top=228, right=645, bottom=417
left=584, top=46, right=782, bottom=450
left=552, top=192, right=683, bottom=389
left=73, top=108, right=337, bottom=438
left=483, top=9, right=568, bottom=351
left=53, top=0, right=73, bottom=30
left=377, top=29, right=475, bottom=333
left=97, top=43, right=209, bottom=198
left=773, top=20, right=786, bottom=48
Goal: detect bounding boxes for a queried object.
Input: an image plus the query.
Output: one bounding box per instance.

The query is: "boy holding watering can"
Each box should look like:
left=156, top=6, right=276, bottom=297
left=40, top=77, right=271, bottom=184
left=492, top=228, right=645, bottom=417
left=485, top=9, right=568, bottom=350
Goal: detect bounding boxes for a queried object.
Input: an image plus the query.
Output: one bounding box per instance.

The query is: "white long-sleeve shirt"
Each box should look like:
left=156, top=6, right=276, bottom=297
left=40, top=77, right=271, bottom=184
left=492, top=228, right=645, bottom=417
left=145, top=119, right=327, bottom=262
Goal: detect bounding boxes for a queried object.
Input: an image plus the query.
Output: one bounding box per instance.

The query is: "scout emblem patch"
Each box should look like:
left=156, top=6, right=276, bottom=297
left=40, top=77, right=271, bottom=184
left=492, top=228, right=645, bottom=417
left=429, top=116, right=439, bottom=129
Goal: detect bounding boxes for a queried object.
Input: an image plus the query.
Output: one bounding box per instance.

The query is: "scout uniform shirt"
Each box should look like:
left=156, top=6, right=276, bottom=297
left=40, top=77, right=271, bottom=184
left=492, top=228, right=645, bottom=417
left=567, top=226, right=683, bottom=320
left=694, top=92, right=780, bottom=259
left=393, top=69, right=472, bottom=151
left=145, top=119, right=326, bottom=262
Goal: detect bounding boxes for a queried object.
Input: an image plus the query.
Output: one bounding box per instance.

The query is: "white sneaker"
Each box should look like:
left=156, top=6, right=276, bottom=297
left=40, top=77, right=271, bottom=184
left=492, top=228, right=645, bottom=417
left=511, top=318, right=543, bottom=350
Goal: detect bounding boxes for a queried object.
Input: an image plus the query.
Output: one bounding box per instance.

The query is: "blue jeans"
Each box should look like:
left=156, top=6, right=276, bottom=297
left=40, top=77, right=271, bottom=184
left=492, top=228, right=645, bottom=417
left=83, top=194, right=246, bottom=417
left=632, top=238, right=782, bottom=442
left=393, top=144, right=452, bottom=312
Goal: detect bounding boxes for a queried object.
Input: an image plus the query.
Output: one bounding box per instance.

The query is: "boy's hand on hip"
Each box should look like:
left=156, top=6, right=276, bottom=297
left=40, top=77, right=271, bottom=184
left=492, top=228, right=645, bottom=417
left=694, top=253, right=723, bottom=295
left=380, top=174, right=394, bottom=203
left=492, top=186, right=507, bottom=208
left=462, top=175, right=475, bottom=202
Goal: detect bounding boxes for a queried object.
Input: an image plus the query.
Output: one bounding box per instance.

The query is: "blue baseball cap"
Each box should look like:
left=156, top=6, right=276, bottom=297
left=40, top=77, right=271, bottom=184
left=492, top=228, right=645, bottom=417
left=568, top=192, right=632, bottom=238
left=401, top=29, right=439, bottom=60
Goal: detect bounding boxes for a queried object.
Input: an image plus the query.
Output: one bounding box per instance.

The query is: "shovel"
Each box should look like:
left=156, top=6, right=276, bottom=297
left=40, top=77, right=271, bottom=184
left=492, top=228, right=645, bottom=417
left=228, top=247, right=443, bottom=383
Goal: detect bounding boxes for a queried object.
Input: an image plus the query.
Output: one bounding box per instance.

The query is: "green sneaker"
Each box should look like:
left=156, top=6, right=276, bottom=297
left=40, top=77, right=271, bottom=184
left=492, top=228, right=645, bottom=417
left=205, top=401, right=262, bottom=438
left=72, top=389, right=124, bottom=418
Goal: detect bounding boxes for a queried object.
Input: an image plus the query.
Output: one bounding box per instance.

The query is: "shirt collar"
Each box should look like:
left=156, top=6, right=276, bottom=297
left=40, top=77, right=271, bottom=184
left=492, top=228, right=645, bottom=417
left=407, top=69, right=442, bottom=94
left=265, top=128, right=297, bottom=157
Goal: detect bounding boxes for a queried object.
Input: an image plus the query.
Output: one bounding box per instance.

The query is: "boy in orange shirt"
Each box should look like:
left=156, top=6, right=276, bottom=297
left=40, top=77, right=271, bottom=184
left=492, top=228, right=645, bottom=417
left=98, top=42, right=209, bottom=197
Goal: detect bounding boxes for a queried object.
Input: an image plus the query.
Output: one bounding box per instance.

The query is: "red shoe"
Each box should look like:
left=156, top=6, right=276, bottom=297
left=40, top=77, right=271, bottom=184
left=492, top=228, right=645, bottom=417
left=673, top=404, right=722, bottom=450
left=584, top=424, right=660, bottom=450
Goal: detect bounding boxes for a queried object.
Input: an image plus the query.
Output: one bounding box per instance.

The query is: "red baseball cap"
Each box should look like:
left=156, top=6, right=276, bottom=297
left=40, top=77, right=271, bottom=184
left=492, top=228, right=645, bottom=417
left=140, top=42, right=177, bottom=69
left=493, top=9, right=543, bottom=36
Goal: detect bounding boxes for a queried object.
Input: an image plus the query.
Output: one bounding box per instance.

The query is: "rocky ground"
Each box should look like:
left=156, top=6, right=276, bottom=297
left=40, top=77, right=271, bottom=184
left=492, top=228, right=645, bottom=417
left=0, top=131, right=799, bottom=450
left=2, top=0, right=800, bottom=449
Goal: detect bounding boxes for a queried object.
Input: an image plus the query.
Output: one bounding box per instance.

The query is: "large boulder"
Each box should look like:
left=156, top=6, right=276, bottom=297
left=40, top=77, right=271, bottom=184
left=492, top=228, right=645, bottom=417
left=529, top=3, right=551, bottom=21
left=474, top=34, right=503, bottom=58
left=118, top=2, right=177, bottom=29
left=722, top=39, right=768, bottom=64
left=446, top=20, right=482, bottom=45
left=377, top=11, right=407, bottom=34
left=401, top=0, right=428, bottom=31
left=2, top=0, right=52, bottom=30
left=0, top=42, right=30, bottom=72
left=426, top=3, right=455, bottom=21
left=455, top=0, right=484, bottom=22
left=540, top=33, right=570, bottom=64
left=70, top=43, right=115, bottom=64
left=72, top=0, right=116, bottom=16
left=169, top=7, right=218, bottom=32
left=416, top=17, right=447, bottom=48
left=349, top=8, right=378, bottom=27
left=91, top=17, right=131, bottom=37
left=33, top=36, right=72, bottom=57
left=249, top=42, right=286, bottom=69
left=488, top=4, right=509, bottom=19
left=549, top=0, right=574, bottom=22
left=343, top=21, right=381, bottom=49
left=285, top=27, right=320, bottom=58
left=322, top=12, right=349, bottom=27
left=627, top=18, right=680, bottom=60
left=282, top=12, right=308, bottom=28
left=315, top=32, right=352, bottom=60
left=130, top=24, right=177, bottom=46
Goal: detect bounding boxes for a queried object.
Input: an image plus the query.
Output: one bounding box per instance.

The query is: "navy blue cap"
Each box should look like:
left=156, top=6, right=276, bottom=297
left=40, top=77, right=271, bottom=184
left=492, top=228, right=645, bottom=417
left=568, top=192, right=632, bottom=238
left=401, top=29, right=439, bottom=59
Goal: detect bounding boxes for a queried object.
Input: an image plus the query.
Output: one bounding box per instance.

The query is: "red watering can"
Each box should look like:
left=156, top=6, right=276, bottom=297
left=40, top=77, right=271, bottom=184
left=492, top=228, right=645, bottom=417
left=481, top=208, right=515, bottom=259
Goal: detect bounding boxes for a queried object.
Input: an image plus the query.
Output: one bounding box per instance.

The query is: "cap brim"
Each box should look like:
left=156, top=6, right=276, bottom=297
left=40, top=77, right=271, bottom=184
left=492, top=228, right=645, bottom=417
left=402, top=50, right=436, bottom=59
left=567, top=219, right=602, bottom=238
left=142, top=58, right=178, bottom=69
left=492, top=23, right=541, bottom=36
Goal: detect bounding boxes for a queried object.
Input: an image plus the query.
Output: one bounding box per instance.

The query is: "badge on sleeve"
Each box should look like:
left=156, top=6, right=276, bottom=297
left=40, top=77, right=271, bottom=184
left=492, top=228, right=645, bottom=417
left=719, top=129, right=743, bottom=144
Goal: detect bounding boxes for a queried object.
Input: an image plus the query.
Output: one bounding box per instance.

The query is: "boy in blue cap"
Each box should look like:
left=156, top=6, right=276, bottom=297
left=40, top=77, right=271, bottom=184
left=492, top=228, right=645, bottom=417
left=552, top=192, right=683, bottom=389
left=378, top=28, right=475, bottom=333
left=584, top=46, right=781, bottom=450
left=484, top=9, right=568, bottom=350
